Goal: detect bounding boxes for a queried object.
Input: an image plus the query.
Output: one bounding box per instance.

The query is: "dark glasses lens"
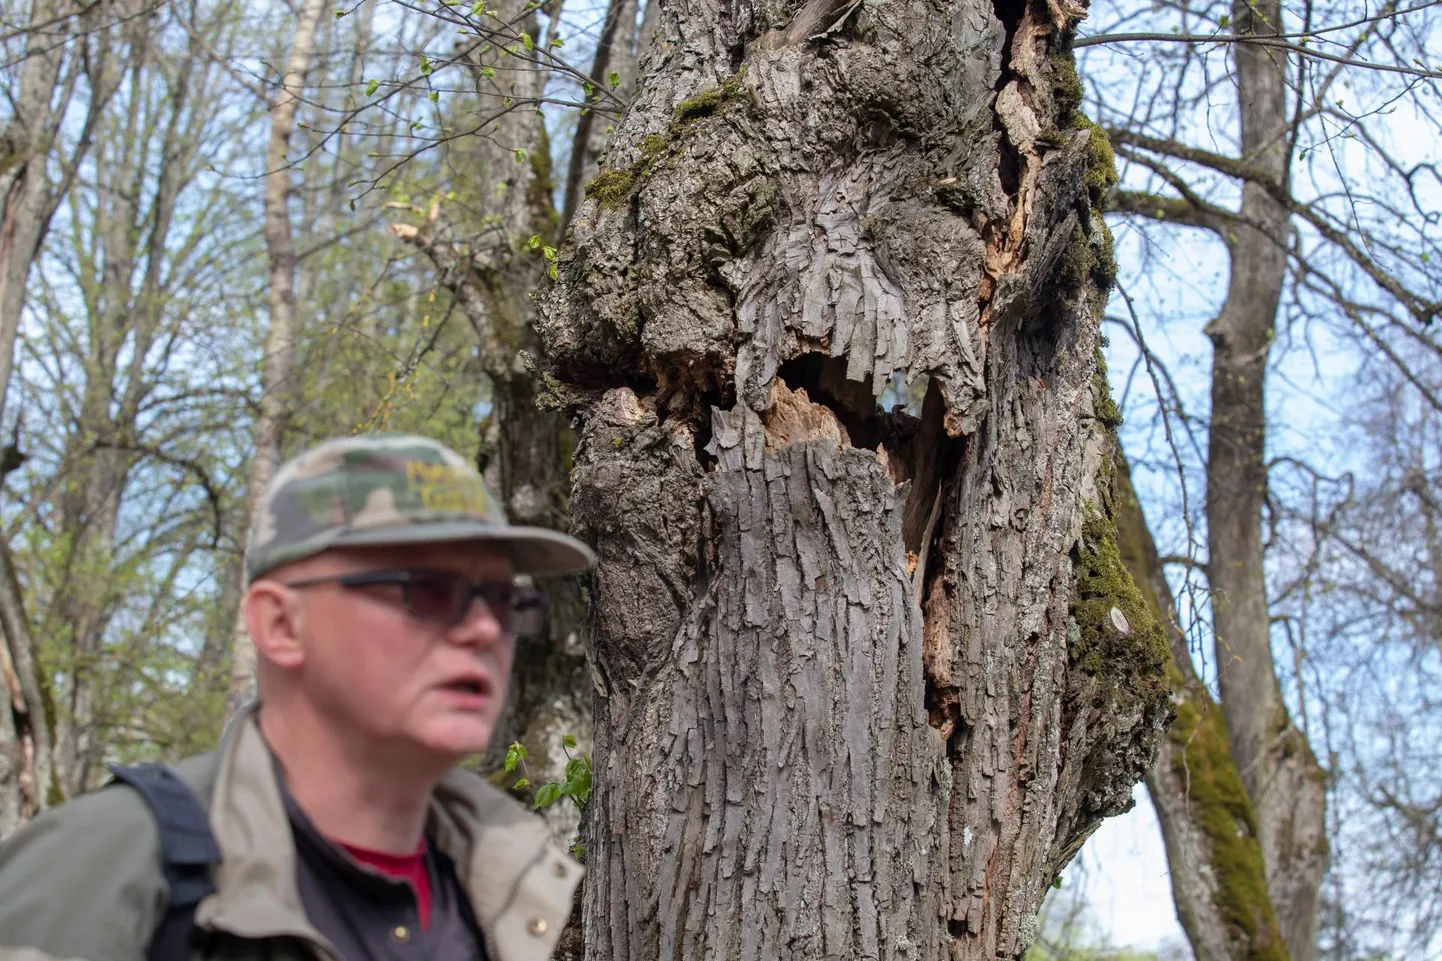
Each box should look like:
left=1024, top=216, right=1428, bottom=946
left=289, top=570, right=546, bottom=638
left=403, top=572, right=473, bottom=622
left=395, top=572, right=544, bottom=637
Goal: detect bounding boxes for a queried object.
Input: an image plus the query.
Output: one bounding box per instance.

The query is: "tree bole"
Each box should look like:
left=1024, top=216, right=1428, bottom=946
left=538, top=0, right=1171, bottom=955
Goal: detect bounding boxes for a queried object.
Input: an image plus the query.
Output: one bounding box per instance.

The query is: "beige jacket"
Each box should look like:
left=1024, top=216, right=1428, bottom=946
left=0, top=703, right=582, bottom=961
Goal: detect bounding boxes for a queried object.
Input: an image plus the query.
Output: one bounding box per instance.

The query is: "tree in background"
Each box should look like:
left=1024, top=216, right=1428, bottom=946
left=0, top=0, right=138, bottom=833
left=1076, top=0, right=1442, bottom=956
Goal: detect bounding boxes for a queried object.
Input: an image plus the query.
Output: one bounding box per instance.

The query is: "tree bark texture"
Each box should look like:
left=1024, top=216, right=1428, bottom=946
left=536, top=0, right=1172, bottom=956
left=226, top=0, right=330, bottom=719
left=1113, top=457, right=1287, bottom=961
left=1206, top=2, right=1327, bottom=957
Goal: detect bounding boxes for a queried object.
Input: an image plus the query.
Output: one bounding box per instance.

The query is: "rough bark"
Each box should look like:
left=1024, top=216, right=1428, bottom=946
left=1113, top=456, right=1286, bottom=961
left=226, top=0, right=329, bottom=718
left=1206, top=2, right=1328, bottom=958
left=536, top=0, right=1171, bottom=956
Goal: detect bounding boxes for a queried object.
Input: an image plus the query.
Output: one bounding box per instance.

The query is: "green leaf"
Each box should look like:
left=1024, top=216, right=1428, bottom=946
left=420, top=55, right=433, bottom=76
left=542, top=246, right=558, bottom=261
left=527, top=234, right=542, bottom=249
left=522, top=31, right=534, bottom=51
left=582, top=81, right=594, bottom=98
left=482, top=65, right=496, bottom=79
left=1218, top=13, right=1229, bottom=26
left=607, top=71, right=621, bottom=88
left=334, top=7, right=347, bottom=19
left=429, top=91, right=439, bottom=103
left=515, top=147, right=529, bottom=163
left=512, top=777, right=530, bottom=790
left=564, top=756, right=592, bottom=803
left=365, top=79, right=380, bottom=97
left=471, top=0, right=485, bottom=12
left=533, top=782, right=563, bottom=810
left=504, top=742, right=528, bottom=772
left=551, top=37, right=564, bottom=48
left=548, top=262, right=558, bottom=281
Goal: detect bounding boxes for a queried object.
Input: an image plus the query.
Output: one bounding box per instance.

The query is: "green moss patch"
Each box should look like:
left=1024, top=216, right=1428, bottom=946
left=581, top=70, right=749, bottom=214
left=1069, top=507, right=1169, bottom=688
left=1045, top=39, right=1119, bottom=298
left=1169, top=675, right=1289, bottom=961
left=583, top=168, right=636, bottom=210
left=1091, top=347, right=1123, bottom=428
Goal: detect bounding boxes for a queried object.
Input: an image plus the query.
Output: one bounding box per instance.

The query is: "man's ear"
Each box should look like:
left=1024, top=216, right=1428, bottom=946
left=242, top=580, right=307, bottom=670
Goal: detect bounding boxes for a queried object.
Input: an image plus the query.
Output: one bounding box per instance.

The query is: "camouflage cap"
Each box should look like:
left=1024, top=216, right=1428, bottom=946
left=244, top=433, right=595, bottom=583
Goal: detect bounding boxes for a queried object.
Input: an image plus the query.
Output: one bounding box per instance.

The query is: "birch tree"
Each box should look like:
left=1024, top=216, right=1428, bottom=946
left=225, top=0, right=330, bottom=716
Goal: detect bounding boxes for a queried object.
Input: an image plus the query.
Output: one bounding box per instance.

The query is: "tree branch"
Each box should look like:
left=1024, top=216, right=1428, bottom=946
left=1076, top=31, right=1442, bottom=80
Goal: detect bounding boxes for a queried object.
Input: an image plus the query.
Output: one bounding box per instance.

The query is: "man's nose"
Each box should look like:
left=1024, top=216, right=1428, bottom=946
left=448, top=593, right=504, bottom=646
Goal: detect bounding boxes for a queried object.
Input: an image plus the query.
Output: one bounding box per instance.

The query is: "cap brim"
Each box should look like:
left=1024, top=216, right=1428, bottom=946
left=331, top=522, right=596, bottom=576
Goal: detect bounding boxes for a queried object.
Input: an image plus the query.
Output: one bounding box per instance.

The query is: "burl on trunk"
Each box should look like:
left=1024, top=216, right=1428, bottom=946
left=535, top=0, right=1171, bottom=956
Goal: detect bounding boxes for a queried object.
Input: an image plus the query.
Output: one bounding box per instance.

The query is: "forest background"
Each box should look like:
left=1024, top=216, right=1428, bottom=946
left=0, top=0, right=1438, bottom=960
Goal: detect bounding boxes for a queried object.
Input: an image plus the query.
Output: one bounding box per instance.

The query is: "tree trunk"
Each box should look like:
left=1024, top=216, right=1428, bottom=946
left=536, top=0, right=1171, bottom=956
left=0, top=539, right=52, bottom=836
left=1113, top=455, right=1287, bottom=961
left=1206, top=2, right=1327, bottom=958
left=393, top=8, right=593, bottom=847
left=0, top=0, right=73, bottom=431
left=0, top=1, right=82, bottom=823
left=226, top=0, right=329, bottom=718
left=0, top=0, right=132, bottom=819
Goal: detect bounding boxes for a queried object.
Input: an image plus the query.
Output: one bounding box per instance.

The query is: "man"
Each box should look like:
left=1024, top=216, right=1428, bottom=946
left=0, top=433, right=594, bottom=961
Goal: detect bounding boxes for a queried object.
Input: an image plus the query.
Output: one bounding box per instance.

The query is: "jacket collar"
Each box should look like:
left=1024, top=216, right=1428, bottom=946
left=193, top=701, right=572, bottom=958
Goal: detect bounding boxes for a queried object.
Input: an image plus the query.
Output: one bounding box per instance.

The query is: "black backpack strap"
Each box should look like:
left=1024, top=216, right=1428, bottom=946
left=107, top=762, right=222, bottom=961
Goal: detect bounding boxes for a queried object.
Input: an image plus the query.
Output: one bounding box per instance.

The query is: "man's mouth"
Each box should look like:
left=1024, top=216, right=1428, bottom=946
left=441, top=675, right=491, bottom=696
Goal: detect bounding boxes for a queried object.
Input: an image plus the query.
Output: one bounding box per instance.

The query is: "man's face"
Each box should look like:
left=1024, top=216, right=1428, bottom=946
left=269, top=542, right=519, bottom=767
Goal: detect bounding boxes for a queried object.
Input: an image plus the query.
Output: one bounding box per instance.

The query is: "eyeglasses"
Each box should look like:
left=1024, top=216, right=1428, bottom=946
left=282, top=569, right=547, bottom=638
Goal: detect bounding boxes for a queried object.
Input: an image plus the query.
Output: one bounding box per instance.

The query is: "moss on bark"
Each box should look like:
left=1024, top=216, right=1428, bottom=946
left=581, top=71, right=750, bottom=212
left=1048, top=40, right=1119, bottom=296
left=1169, top=671, right=1290, bottom=961
left=584, top=168, right=637, bottom=210
left=1069, top=506, right=1169, bottom=690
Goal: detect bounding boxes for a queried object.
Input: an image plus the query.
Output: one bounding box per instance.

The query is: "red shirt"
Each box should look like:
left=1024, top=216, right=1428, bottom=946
left=340, top=840, right=434, bottom=930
